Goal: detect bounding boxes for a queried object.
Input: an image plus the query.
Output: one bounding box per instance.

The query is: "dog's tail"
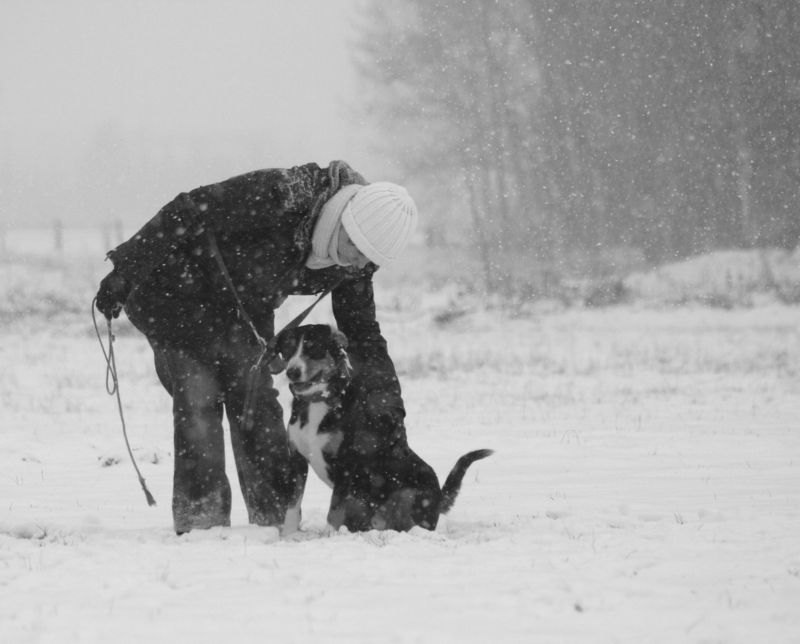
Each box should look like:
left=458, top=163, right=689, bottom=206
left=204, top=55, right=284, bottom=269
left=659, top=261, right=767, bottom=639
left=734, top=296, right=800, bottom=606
left=439, top=449, right=494, bottom=515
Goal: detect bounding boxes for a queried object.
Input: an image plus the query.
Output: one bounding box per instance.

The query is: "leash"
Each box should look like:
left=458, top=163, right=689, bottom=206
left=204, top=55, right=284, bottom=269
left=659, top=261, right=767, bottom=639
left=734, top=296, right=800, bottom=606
left=206, top=230, right=269, bottom=356
left=91, top=298, right=157, bottom=506
left=91, top=229, right=339, bottom=503
left=207, top=230, right=342, bottom=431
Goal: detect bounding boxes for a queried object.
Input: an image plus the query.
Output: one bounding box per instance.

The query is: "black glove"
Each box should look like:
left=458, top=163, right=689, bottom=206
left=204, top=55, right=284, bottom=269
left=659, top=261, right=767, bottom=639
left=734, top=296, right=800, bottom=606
left=96, top=270, right=132, bottom=319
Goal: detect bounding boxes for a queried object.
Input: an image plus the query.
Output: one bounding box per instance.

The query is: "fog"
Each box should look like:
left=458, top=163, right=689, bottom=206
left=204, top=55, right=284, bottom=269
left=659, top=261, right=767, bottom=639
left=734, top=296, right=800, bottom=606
left=0, top=0, right=372, bottom=230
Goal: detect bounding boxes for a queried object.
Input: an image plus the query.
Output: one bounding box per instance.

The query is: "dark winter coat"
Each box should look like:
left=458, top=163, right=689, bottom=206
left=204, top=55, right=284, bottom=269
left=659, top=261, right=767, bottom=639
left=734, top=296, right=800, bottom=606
left=108, top=160, right=404, bottom=418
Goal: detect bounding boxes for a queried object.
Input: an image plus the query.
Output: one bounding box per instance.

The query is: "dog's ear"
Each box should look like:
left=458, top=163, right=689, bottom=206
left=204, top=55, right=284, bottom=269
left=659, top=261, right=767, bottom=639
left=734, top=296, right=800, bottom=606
left=267, top=352, right=287, bottom=375
left=266, top=329, right=294, bottom=375
left=331, top=328, right=351, bottom=375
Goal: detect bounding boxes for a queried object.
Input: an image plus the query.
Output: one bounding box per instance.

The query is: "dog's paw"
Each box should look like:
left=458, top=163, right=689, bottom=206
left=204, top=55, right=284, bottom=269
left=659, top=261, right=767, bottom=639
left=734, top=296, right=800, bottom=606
left=322, top=524, right=349, bottom=538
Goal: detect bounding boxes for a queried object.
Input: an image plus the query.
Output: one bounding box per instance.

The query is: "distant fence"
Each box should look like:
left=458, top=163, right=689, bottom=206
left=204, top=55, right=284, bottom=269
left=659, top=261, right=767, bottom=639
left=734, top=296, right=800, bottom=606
left=1, top=220, right=127, bottom=259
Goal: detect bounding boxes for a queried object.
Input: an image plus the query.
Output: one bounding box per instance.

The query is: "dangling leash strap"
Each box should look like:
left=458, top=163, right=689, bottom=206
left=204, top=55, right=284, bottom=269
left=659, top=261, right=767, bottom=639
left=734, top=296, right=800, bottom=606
left=91, top=299, right=157, bottom=506
left=206, top=230, right=342, bottom=431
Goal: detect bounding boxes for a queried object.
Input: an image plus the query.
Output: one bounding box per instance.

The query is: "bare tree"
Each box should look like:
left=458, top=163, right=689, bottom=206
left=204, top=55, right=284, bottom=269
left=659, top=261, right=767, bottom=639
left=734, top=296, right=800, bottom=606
left=355, top=0, right=800, bottom=292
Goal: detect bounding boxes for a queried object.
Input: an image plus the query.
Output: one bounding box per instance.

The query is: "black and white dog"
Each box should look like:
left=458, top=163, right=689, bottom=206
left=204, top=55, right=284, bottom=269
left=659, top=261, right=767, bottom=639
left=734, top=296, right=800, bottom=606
left=269, top=324, right=492, bottom=533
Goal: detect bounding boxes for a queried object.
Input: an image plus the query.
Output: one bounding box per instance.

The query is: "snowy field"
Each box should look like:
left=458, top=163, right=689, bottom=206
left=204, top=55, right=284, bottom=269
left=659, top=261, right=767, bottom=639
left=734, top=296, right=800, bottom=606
left=1, top=240, right=799, bottom=643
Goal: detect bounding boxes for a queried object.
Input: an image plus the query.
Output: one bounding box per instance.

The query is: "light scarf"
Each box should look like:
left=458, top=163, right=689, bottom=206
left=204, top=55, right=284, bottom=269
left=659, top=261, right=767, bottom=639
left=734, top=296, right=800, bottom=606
left=305, top=183, right=361, bottom=269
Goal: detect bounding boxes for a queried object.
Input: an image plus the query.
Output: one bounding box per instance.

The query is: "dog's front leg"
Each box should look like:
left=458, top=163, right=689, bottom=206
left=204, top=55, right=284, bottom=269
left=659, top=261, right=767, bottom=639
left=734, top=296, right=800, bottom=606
left=281, top=449, right=308, bottom=536
left=327, top=483, right=374, bottom=533
left=326, top=485, right=346, bottom=532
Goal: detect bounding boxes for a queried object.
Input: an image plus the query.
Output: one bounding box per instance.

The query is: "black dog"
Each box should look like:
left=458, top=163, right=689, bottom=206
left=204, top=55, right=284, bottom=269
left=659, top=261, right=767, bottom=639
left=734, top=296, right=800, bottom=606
left=269, top=324, right=492, bottom=533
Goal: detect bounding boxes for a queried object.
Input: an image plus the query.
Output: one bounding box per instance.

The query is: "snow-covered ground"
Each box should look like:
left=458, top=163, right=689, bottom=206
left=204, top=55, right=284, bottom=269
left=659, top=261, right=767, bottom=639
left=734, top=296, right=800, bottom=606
left=1, top=245, right=799, bottom=643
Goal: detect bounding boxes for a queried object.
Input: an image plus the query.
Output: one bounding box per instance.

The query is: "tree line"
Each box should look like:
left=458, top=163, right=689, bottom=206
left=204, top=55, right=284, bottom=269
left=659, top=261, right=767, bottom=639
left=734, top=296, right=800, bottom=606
left=355, top=0, right=800, bottom=290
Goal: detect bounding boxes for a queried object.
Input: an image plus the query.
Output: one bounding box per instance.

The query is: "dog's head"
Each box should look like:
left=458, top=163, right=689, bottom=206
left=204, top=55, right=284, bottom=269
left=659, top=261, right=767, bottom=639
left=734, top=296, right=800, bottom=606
left=268, top=324, right=351, bottom=398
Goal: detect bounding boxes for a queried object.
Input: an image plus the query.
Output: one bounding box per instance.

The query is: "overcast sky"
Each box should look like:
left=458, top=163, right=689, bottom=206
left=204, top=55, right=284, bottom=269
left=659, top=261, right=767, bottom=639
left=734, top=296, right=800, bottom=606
left=1, top=0, right=376, bottom=227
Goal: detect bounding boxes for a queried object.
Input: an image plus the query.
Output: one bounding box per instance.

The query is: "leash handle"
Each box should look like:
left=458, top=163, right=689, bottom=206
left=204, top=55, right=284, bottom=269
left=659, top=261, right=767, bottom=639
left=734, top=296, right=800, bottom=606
left=92, top=298, right=157, bottom=507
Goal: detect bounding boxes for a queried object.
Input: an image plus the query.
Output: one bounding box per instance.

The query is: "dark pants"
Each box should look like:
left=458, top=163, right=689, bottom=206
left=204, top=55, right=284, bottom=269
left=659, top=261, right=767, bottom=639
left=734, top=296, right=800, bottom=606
left=149, top=324, right=304, bottom=534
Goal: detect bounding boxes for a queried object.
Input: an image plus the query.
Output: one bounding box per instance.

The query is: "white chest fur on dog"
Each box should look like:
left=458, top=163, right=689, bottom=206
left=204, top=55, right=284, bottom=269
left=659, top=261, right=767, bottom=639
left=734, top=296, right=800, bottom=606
left=287, top=401, right=335, bottom=488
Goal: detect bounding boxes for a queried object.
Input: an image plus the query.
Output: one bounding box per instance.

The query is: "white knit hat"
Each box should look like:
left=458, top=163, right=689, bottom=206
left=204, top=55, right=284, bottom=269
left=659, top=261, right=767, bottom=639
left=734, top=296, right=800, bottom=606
left=341, top=182, right=418, bottom=265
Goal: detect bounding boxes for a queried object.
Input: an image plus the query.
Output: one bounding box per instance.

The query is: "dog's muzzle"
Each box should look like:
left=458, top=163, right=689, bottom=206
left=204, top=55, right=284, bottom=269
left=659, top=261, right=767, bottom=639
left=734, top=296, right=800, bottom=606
left=288, top=369, right=327, bottom=397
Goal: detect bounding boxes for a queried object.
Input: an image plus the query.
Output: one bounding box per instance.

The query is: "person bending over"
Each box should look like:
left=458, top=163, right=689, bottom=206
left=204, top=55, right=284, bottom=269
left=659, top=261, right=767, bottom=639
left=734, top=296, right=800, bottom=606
left=95, top=160, right=418, bottom=534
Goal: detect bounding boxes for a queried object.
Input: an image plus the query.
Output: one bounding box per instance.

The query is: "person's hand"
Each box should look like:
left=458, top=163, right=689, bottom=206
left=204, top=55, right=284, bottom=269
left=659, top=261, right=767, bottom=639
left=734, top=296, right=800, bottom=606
left=96, top=270, right=132, bottom=319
